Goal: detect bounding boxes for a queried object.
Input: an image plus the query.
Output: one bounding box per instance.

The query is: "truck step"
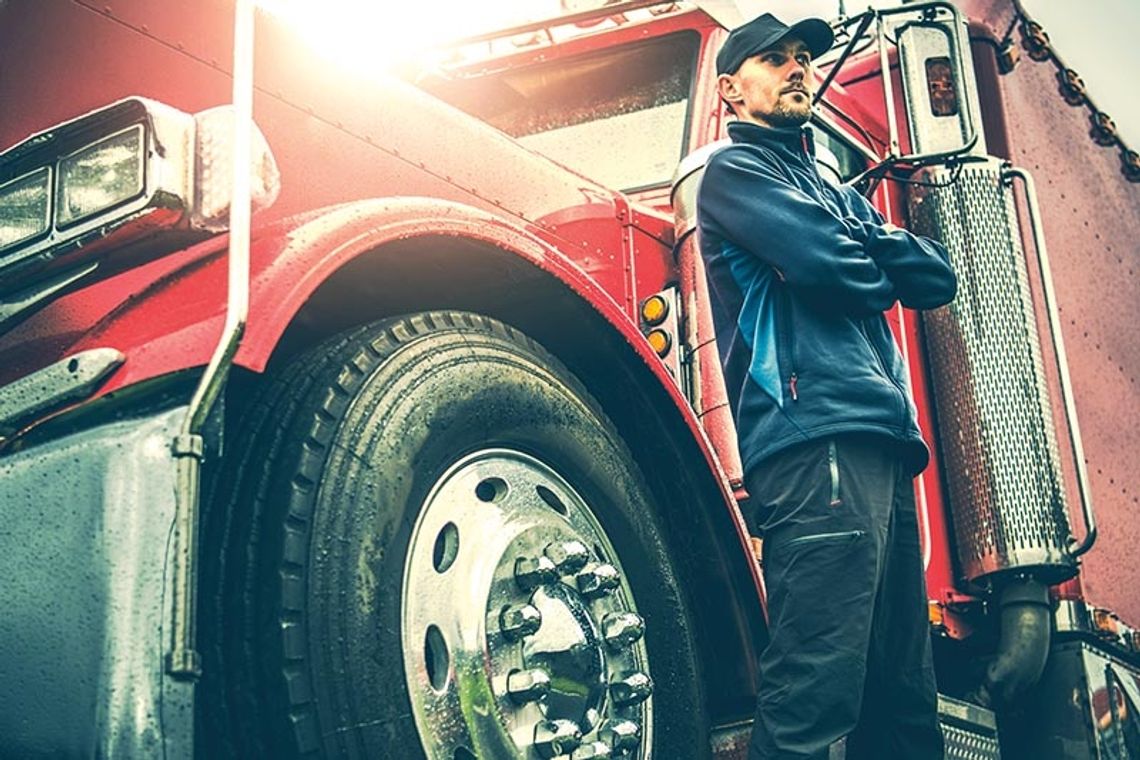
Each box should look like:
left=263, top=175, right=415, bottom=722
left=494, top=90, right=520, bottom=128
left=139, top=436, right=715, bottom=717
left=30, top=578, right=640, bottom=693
left=939, top=694, right=1001, bottom=760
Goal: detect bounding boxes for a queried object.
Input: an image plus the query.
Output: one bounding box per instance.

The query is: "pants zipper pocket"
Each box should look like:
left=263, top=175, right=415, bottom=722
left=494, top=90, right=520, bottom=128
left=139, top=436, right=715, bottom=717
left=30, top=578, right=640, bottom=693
left=828, top=439, right=842, bottom=507
left=781, top=529, right=865, bottom=551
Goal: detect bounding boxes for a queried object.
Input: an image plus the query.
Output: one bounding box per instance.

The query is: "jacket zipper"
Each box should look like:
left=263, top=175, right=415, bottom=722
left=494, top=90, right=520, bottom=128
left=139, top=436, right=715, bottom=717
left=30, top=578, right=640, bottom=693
left=780, top=291, right=799, bottom=402
left=802, top=131, right=831, bottom=198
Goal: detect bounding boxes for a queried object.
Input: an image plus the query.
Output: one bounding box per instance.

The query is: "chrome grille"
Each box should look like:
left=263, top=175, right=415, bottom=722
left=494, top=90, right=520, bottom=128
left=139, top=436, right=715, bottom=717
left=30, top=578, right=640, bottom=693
left=908, top=159, right=1075, bottom=584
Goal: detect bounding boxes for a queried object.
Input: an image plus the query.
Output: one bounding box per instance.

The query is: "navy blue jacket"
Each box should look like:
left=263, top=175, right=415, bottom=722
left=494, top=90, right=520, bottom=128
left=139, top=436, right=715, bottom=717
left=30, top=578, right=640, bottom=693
left=697, top=121, right=957, bottom=476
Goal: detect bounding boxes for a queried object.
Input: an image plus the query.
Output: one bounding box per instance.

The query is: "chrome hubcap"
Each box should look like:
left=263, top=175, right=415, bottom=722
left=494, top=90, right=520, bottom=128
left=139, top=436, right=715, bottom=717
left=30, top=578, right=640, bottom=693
left=524, top=583, right=606, bottom=728
left=402, top=449, right=652, bottom=759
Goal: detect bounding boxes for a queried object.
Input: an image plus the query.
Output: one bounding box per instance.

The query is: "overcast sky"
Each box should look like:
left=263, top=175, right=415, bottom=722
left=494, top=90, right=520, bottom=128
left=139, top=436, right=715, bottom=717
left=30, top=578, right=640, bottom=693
left=1025, top=0, right=1140, bottom=146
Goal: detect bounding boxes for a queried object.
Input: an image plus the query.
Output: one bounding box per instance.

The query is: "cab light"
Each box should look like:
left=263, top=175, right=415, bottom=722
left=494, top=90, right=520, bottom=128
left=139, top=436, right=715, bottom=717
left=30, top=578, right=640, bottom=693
left=646, top=328, right=672, bottom=357
left=56, top=125, right=145, bottom=227
left=925, top=56, right=959, bottom=117
left=0, top=167, right=50, bottom=250
left=640, top=294, right=669, bottom=326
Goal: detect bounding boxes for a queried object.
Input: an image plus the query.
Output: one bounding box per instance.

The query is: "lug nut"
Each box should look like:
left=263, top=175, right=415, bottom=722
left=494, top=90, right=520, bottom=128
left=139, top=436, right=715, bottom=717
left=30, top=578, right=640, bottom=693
left=545, top=539, right=590, bottom=574
left=500, top=603, right=542, bottom=641
left=602, top=612, right=645, bottom=649
left=576, top=563, right=620, bottom=598
left=506, top=668, right=551, bottom=704
left=610, top=672, right=653, bottom=707
left=601, top=720, right=641, bottom=752
left=515, top=555, right=558, bottom=591
left=533, top=719, right=583, bottom=758
left=571, top=741, right=613, bottom=759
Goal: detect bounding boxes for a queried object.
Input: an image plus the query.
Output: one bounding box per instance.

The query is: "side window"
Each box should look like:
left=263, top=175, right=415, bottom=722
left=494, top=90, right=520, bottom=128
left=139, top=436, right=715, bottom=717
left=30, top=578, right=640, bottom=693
left=809, top=124, right=867, bottom=184
left=422, top=32, right=699, bottom=191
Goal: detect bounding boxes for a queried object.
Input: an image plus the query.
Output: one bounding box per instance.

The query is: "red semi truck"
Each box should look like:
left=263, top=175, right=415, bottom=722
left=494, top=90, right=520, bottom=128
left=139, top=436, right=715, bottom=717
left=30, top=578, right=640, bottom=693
left=0, top=1, right=1137, bottom=758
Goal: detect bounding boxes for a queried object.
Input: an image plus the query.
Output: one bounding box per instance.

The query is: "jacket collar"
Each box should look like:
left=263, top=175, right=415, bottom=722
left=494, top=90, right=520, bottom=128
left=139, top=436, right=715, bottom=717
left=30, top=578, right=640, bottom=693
left=726, top=120, right=815, bottom=160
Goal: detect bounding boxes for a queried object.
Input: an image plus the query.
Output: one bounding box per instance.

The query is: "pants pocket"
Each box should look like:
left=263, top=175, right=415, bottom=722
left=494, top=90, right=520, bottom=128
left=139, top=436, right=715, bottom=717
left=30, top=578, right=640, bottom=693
left=778, top=529, right=865, bottom=553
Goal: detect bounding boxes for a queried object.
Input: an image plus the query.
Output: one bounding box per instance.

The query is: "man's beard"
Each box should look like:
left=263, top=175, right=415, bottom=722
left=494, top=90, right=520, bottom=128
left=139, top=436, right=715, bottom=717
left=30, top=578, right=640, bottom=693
left=753, top=98, right=812, bottom=128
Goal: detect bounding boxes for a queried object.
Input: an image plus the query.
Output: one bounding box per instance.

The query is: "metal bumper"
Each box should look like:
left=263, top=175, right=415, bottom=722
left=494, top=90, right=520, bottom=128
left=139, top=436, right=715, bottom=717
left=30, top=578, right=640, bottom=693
left=1002, top=641, right=1140, bottom=759
left=0, top=405, right=193, bottom=759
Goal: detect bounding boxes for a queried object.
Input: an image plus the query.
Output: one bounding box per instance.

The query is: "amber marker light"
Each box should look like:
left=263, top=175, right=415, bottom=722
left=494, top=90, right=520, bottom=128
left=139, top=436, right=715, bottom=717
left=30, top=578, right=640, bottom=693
left=928, top=601, right=944, bottom=627
left=640, top=294, right=669, bottom=326
left=1092, top=607, right=1120, bottom=637
left=646, top=328, right=671, bottom=357
left=925, top=56, right=959, bottom=117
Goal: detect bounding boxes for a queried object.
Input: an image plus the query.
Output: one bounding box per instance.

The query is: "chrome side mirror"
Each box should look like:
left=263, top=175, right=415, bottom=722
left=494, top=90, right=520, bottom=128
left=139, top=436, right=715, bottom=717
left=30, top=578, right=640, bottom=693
left=895, top=3, right=985, bottom=160
left=815, top=2, right=984, bottom=179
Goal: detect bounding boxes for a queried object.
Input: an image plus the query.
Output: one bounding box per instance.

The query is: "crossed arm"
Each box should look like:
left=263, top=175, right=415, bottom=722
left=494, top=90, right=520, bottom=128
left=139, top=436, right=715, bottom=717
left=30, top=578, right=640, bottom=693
left=700, top=150, right=957, bottom=315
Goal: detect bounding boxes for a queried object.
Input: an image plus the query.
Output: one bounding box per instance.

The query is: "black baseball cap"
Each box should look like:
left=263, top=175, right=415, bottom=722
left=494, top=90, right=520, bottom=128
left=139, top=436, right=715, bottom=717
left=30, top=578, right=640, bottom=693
left=715, top=12, right=834, bottom=75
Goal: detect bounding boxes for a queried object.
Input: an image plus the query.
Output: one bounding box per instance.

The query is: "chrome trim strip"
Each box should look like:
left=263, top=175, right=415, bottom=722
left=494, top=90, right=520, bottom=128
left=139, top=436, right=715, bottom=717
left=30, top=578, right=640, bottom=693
left=0, top=347, right=124, bottom=438
left=1005, top=167, right=1097, bottom=558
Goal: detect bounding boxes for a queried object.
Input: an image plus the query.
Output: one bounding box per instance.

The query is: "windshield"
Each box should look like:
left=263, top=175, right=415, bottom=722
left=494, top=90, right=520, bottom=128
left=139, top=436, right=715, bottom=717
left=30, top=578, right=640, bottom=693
left=422, top=31, right=700, bottom=191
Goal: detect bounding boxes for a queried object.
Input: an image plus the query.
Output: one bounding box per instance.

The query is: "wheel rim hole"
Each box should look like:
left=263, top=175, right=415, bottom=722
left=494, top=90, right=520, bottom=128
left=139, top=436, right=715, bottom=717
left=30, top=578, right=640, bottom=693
left=453, top=749, right=476, bottom=760
left=594, top=543, right=608, bottom=563
left=424, top=625, right=450, bottom=692
left=536, top=485, right=568, bottom=516
left=433, top=522, right=459, bottom=573
left=475, top=477, right=507, bottom=503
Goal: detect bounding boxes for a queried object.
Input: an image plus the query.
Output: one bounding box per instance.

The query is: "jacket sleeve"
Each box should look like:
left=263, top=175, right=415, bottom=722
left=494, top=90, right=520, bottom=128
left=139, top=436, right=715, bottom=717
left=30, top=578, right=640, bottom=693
left=842, top=186, right=958, bottom=310
left=700, top=150, right=898, bottom=317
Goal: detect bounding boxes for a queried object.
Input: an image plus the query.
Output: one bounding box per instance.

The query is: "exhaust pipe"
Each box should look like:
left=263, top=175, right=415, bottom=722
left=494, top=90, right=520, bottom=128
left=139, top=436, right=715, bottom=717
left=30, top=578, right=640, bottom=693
left=973, top=577, right=1051, bottom=708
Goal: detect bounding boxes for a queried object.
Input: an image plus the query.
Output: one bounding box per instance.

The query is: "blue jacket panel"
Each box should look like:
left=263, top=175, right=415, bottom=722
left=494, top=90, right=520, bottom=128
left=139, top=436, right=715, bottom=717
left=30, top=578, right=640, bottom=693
left=696, top=122, right=957, bottom=477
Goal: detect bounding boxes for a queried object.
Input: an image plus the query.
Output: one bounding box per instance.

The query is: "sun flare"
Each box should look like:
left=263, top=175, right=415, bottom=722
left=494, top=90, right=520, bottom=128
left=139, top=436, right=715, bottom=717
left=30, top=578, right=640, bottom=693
left=258, top=0, right=564, bottom=71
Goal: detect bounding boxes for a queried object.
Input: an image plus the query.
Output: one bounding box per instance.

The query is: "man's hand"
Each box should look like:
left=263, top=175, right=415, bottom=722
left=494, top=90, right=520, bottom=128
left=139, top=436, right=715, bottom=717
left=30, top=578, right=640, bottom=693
left=862, top=221, right=958, bottom=309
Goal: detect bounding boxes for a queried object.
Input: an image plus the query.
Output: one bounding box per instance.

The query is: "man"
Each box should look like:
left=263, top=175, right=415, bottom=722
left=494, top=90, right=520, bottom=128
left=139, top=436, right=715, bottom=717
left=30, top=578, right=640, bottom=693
left=696, top=12, right=958, bottom=760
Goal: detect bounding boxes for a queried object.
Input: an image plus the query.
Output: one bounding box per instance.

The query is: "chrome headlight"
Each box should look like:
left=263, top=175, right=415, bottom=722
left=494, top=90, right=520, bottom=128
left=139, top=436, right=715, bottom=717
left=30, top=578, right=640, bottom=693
left=56, top=125, right=146, bottom=228
left=0, top=168, right=51, bottom=250
left=0, top=97, right=280, bottom=293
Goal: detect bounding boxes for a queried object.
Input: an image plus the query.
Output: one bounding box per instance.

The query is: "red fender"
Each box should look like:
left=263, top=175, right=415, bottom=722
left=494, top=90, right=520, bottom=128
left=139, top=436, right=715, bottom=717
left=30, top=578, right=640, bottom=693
left=47, top=197, right=763, bottom=598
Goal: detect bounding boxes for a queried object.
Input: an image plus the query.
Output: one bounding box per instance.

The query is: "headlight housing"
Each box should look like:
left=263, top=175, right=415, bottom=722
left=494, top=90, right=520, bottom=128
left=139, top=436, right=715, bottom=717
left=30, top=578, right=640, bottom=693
left=0, top=97, right=280, bottom=294
left=0, top=168, right=51, bottom=250
left=56, top=125, right=146, bottom=228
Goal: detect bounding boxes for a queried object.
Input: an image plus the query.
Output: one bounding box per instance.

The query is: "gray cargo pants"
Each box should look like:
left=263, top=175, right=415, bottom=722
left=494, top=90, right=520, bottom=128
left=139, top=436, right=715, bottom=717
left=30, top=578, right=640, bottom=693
left=745, top=433, right=944, bottom=760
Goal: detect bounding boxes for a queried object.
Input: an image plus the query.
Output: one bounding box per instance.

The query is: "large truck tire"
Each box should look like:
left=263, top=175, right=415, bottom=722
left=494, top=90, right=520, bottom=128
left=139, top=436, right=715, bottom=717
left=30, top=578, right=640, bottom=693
left=200, top=311, right=708, bottom=759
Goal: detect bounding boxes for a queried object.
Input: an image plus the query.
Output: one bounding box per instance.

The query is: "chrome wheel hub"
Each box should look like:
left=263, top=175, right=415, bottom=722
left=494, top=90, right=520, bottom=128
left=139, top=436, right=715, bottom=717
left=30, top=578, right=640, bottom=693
left=402, top=449, right=653, bottom=759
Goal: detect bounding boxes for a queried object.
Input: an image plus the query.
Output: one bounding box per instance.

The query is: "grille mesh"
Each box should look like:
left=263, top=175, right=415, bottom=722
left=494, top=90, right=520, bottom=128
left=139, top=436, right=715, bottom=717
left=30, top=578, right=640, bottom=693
left=938, top=694, right=1001, bottom=760
left=908, top=160, right=1075, bottom=584
left=942, top=721, right=1002, bottom=760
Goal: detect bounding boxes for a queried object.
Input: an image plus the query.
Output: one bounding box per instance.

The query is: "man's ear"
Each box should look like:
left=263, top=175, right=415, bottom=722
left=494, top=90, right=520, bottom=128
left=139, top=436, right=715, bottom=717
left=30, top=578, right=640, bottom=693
left=717, top=73, right=743, bottom=111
